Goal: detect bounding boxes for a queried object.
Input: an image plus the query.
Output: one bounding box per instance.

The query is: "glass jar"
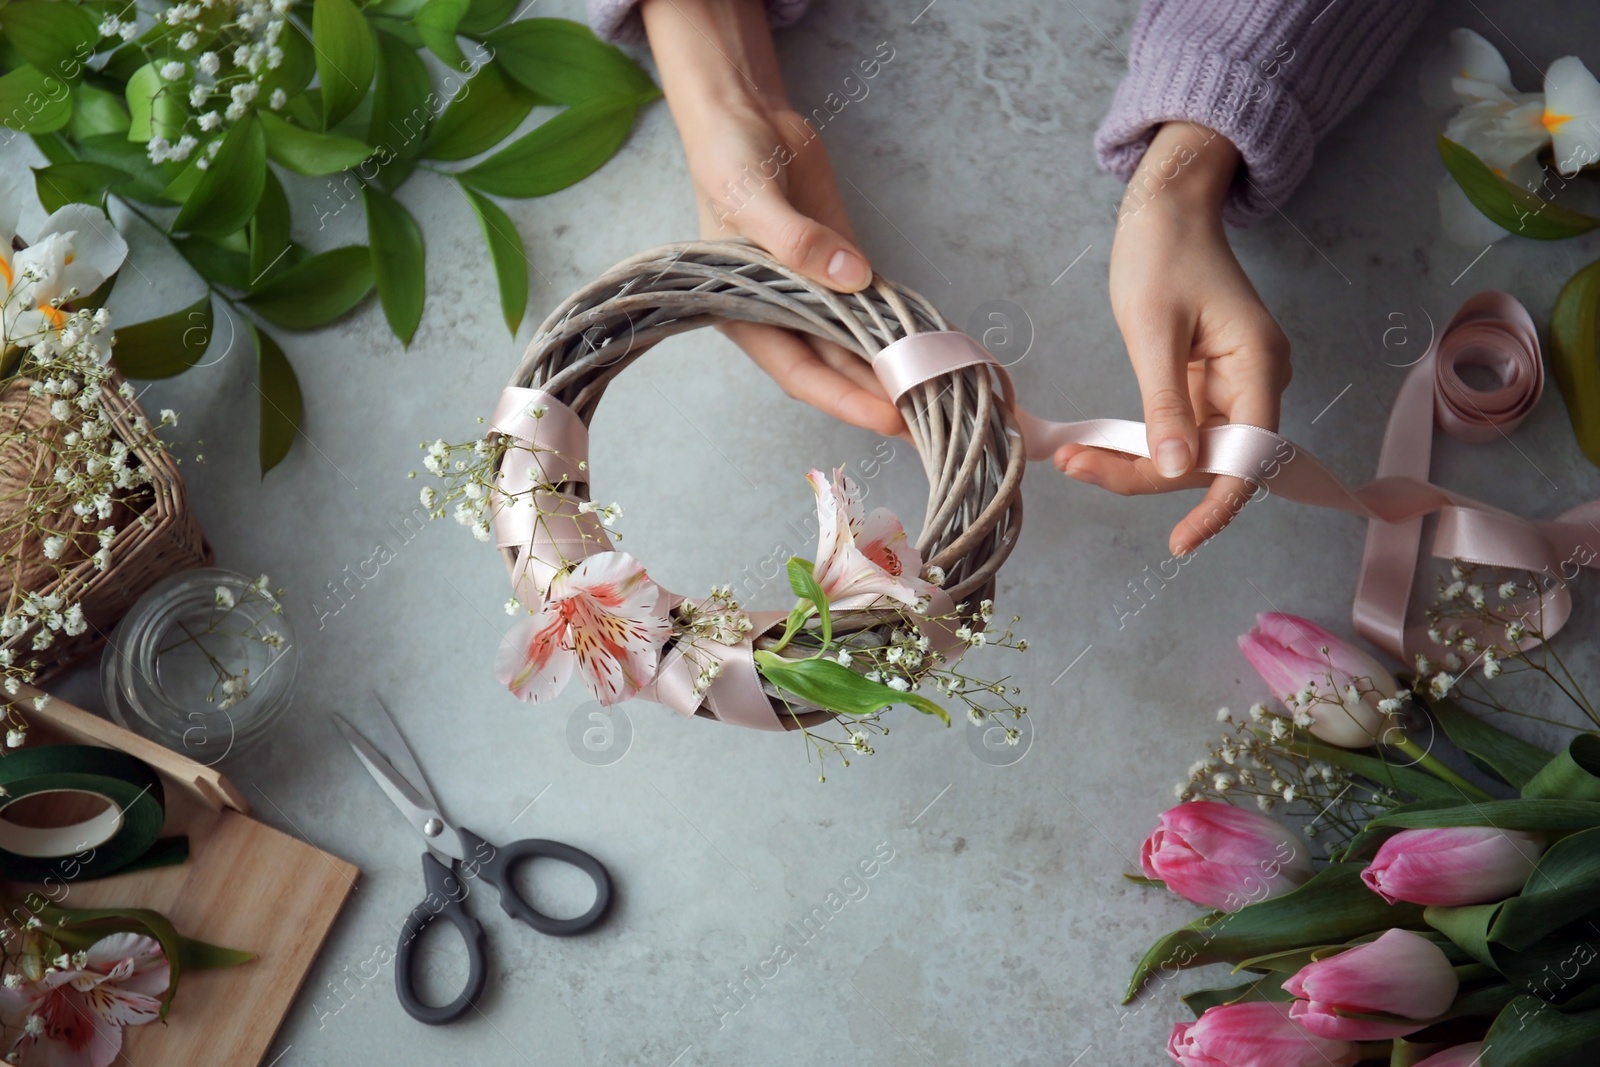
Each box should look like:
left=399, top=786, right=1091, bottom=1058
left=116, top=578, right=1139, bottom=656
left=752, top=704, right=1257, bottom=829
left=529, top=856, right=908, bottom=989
left=101, top=568, right=297, bottom=762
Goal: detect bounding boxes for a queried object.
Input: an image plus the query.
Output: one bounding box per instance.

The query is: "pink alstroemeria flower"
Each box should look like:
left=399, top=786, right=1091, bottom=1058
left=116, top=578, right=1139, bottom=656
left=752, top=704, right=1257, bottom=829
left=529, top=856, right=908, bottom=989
left=495, top=551, right=671, bottom=706
left=1283, top=929, right=1459, bottom=1041
left=807, top=467, right=933, bottom=610
left=0, top=933, right=168, bottom=1067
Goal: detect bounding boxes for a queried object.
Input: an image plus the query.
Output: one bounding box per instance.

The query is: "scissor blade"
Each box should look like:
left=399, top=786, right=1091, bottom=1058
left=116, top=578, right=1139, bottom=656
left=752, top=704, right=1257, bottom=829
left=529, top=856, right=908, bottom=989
left=369, top=691, right=443, bottom=813
left=333, top=714, right=465, bottom=862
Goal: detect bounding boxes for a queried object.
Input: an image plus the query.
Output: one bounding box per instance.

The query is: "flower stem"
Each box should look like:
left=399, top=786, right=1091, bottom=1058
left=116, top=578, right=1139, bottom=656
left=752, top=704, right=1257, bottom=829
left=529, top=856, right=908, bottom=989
left=1390, top=734, right=1493, bottom=800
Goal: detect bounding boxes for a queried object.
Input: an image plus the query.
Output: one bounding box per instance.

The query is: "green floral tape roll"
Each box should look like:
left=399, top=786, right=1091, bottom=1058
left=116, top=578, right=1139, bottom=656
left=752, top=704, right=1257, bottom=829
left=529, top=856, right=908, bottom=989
left=0, top=745, right=166, bottom=884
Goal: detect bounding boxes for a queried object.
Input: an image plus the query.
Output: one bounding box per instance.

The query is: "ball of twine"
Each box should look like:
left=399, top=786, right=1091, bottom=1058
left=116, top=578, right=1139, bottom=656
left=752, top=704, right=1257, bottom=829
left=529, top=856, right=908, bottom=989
left=501, top=240, right=1025, bottom=727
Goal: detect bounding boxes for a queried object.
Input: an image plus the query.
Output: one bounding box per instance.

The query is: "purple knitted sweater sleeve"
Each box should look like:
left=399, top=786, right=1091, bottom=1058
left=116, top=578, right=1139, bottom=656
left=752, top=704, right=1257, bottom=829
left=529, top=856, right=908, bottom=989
left=1095, top=0, right=1436, bottom=226
left=588, top=0, right=810, bottom=45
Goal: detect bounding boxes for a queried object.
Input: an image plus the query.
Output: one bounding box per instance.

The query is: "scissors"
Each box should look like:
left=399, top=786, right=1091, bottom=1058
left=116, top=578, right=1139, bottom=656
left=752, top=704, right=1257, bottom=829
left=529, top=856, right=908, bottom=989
left=334, top=696, right=613, bottom=1025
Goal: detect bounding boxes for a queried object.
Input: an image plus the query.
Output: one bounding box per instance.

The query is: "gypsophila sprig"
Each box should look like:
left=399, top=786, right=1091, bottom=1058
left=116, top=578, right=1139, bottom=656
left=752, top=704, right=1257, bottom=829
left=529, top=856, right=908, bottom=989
left=153, top=573, right=286, bottom=711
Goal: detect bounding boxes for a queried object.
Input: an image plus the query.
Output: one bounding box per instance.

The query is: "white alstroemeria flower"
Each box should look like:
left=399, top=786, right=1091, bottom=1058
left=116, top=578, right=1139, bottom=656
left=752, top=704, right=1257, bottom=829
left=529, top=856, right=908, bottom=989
left=2, top=204, right=128, bottom=353
left=1542, top=56, right=1600, bottom=175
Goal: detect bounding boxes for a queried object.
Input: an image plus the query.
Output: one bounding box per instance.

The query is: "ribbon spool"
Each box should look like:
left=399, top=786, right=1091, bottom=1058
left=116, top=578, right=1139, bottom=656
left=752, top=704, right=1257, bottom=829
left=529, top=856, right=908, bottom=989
left=493, top=240, right=1025, bottom=731
left=0, top=745, right=166, bottom=883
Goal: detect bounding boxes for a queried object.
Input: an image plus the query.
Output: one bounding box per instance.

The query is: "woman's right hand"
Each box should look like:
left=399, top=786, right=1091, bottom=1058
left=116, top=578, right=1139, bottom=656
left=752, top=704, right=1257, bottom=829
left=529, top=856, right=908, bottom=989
left=640, top=0, right=906, bottom=437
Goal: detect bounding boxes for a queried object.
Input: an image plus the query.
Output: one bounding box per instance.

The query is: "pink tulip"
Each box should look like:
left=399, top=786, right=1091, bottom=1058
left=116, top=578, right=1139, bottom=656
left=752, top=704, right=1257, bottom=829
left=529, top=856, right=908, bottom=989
left=1239, top=613, right=1398, bottom=747
left=1362, top=826, right=1543, bottom=906
left=1283, top=929, right=1458, bottom=1040
left=1141, top=801, right=1314, bottom=912
left=807, top=467, right=934, bottom=610
left=1413, top=1042, right=1485, bottom=1067
left=1167, top=1001, right=1358, bottom=1067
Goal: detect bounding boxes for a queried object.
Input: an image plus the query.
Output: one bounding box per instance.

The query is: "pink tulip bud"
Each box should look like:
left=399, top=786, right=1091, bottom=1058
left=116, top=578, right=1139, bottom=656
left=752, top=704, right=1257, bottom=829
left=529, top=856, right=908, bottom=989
left=1238, top=613, right=1398, bottom=748
left=1412, top=1042, right=1485, bottom=1067
left=1283, top=929, right=1458, bottom=1040
left=1362, top=826, right=1543, bottom=906
left=1141, top=801, right=1314, bottom=912
left=1168, top=1001, right=1359, bottom=1067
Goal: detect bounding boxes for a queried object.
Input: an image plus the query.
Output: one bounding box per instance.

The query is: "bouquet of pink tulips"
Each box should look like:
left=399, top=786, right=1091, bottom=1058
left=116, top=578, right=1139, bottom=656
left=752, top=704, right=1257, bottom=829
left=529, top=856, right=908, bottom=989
left=1129, top=575, right=1600, bottom=1067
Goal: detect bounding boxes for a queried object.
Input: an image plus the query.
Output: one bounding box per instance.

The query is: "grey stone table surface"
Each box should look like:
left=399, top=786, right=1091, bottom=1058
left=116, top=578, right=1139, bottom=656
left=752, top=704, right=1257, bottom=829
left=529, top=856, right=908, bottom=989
left=13, top=0, right=1600, bottom=1063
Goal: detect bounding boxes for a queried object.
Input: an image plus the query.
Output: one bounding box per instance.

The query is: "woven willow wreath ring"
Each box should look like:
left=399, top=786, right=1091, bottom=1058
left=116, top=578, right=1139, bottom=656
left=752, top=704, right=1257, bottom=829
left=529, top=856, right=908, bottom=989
left=491, top=239, right=1026, bottom=730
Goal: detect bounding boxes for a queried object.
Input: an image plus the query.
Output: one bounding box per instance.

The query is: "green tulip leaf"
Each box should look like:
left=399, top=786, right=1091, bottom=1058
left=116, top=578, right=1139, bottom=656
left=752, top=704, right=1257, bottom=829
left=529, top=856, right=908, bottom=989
left=370, top=25, right=435, bottom=163
left=0, top=64, right=74, bottom=133
left=249, top=168, right=293, bottom=289
left=170, top=114, right=267, bottom=238
left=254, top=325, right=303, bottom=477
left=1366, top=799, right=1600, bottom=833
left=0, top=0, right=98, bottom=83
left=1521, top=735, right=1600, bottom=801
left=1487, top=826, right=1600, bottom=951
left=459, top=184, right=528, bottom=333
left=313, top=0, right=376, bottom=129
left=361, top=186, right=426, bottom=345
left=111, top=295, right=214, bottom=379
left=413, top=0, right=469, bottom=69
left=1482, top=996, right=1600, bottom=1067
left=1295, top=740, right=1467, bottom=804
left=1181, top=976, right=1296, bottom=1016
left=1424, top=903, right=1502, bottom=969
left=1124, top=864, right=1428, bottom=1003
left=32, top=162, right=130, bottom=213
left=243, top=246, right=374, bottom=329
left=259, top=110, right=372, bottom=176
left=1549, top=257, right=1600, bottom=470
left=457, top=93, right=641, bottom=199
left=485, top=18, right=658, bottom=105
left=1439, top=136, right=1600, bottom=241
left=1428, top=698, right=1554, bottom=790
left=422, top=61, right=538, bottom=162
left=753, top=651, right=949, bottom=723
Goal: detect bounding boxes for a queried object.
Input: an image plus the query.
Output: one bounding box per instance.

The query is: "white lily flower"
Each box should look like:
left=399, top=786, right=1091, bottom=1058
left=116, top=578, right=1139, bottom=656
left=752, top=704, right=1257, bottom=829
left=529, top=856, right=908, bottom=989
left=1, top=204, right=129, bottom=353
left=1543, top=56, right=1600, bottom=175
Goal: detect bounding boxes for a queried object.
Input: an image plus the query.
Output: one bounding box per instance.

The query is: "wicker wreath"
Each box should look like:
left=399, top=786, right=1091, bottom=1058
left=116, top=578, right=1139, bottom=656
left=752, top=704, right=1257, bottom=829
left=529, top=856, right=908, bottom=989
left=489, top=239, right=1025, bottom=731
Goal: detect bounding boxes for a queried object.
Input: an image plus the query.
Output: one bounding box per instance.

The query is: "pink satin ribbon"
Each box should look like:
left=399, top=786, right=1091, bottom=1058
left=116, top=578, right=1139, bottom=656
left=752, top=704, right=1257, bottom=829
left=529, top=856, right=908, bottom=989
left=873, top=291, right=1600, bottom=665
left=490, top=388, right=967, bottom=731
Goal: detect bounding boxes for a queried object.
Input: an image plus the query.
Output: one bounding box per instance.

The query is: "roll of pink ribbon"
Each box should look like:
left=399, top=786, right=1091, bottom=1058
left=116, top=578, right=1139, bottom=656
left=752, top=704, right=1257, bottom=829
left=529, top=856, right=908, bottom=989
left=872, top=291, right=1600, bottom=665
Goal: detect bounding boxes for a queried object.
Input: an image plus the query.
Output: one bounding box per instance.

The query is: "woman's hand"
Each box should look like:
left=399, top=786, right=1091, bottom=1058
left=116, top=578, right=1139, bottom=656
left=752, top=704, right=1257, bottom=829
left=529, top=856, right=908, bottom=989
left=1057, top=121, right=1291, bottom=557
left=640, top=0, right=905, bottom=437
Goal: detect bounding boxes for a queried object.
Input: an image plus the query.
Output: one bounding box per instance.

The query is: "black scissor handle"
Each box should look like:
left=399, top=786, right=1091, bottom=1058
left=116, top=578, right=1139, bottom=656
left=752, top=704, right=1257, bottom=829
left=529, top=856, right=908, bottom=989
left=460, top=829, right=613, bottom=937
left=394, top=852, right=488, bottom=1025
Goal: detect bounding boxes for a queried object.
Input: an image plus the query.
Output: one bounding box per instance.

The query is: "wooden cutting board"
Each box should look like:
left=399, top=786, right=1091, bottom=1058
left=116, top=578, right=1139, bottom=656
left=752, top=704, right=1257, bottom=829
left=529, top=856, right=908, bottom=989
left=8, top=686, right=360, bottom=1067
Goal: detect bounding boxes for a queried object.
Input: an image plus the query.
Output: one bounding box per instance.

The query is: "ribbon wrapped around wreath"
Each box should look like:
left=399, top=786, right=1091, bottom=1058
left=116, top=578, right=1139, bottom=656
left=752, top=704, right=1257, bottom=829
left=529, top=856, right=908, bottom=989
left=871, top=290, right=1600, bottom=665
left=486, top=389, right=967, bottom=731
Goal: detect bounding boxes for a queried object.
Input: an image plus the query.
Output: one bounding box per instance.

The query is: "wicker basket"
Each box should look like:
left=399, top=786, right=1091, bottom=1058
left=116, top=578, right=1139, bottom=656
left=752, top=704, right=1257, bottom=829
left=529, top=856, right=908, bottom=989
left=0, top=373, right=211, bottom=682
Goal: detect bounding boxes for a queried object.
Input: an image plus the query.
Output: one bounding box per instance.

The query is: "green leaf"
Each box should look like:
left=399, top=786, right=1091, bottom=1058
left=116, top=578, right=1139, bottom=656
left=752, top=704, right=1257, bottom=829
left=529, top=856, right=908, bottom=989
left=457, top=93, right=640, bottom=198
left=361, top=186, right=425, bottom=345
left=422, top=61, right=537, bottom=162
left=1124, top=864, right=1427, bottom=1003
left=1482, top=996, right=1600, bottom=1067
left=0, top=64, right=74, bottom=133
left=68, top=82, right=131, bottom=140
left=175, top=935, right=256, bottom=970
left=170, top=114, right=267, bottom=237
left=1488, top=826, right=1600, bottom=950
left=370, top=25, right=434, bottom=161
left=1429, top=699, right=1554, bottom=790
left=254, top=325, right=303, bottom=477
left=1366, top=800, right=1600, bottom=833
left=111, top=295, right=214, bottom=379
left=485, top=18, right=658, bottom=105
left=34, top=905, right=187, bottom=1016
left=787, top=557, right=832, bottom=648
left=243, top=246, right=374, bottom=329
left=73, top=132, right=172, bottom=204
left=413, top=0, right=470, bottom=68
left=458, top=0, right=518, bottom=34
left=0, top=0, right=99, bottom=83
left=32, top=162, right=129, bottom=213
left=249, top=168, right=292, bottom=288
left=1295, top=740, right=1467, bottom=804
left=1521, top=735, right=1600, bottom=801
left=259, top=110, right=372, bottom=175
left=1424, top=903, right=1502, bottom=969
left=459, top=184, right=528, bottom=332
left=259, top=20, right=316, bottom=102
left=174, top=235, right=253, bottom=288
left=313, top=0, right=377, bottom=129
left=753, top=651, right=950, bottom=723
left=1181, top=976, right=1296, bottom=1016
left=124, top=62, right=184, bottom=143
left=1550, top=257, right=1600, bottom=470
left=1440, top=136, right=1600, bottom=241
